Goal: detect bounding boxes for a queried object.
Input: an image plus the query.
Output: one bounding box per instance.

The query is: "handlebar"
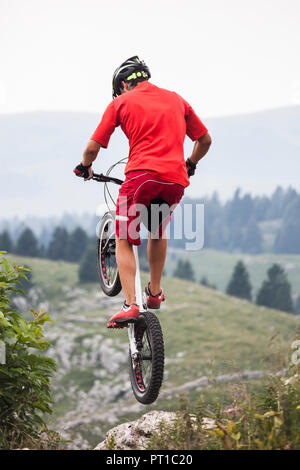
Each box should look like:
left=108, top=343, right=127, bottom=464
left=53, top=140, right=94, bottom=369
left=92, top=172, right=123, bottom=186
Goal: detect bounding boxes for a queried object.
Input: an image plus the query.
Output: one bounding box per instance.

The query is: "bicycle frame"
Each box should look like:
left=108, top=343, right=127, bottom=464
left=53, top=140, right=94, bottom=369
left=92, top=172, right=145, bottom=359
left=90, top=171, right=164, bottom=404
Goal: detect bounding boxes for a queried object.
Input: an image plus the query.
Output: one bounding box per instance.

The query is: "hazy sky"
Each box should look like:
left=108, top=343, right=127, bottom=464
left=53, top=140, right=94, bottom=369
left=1, top=0, right=300, bottom=118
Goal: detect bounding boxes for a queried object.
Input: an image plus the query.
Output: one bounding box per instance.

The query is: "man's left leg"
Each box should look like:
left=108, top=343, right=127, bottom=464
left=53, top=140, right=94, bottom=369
left=107, top=236, right=139, bottom=327
left=116, top=236, right=136, bottom=305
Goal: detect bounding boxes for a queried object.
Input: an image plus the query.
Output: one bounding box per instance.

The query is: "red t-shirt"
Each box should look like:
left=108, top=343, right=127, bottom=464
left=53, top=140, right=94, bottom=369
left=91, top=81, right=208, bottom=188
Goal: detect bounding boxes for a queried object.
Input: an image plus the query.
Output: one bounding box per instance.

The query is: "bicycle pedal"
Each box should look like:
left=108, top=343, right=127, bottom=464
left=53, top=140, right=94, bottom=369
left=106, top=321, right=128, bottom=329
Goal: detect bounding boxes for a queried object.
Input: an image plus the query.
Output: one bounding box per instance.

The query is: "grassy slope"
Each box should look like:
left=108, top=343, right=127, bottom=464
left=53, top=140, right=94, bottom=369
left=9, top=253, right=299, bottom=374
left=166, top=248, right=300, bottom=297
left=6, top=254, right=300, bottom=447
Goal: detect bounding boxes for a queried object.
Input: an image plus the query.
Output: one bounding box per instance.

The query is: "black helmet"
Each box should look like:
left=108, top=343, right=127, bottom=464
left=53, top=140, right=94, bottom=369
left=112, top=55, right=151, bottom=99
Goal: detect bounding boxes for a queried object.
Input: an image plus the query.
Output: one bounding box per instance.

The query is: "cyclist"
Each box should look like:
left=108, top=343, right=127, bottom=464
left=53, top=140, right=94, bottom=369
left=74, top=56, right=211, bottom=327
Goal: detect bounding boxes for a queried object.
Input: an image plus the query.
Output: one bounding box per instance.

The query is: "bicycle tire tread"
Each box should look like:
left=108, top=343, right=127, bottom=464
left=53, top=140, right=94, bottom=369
left=129, top=311, right=164, bottom=404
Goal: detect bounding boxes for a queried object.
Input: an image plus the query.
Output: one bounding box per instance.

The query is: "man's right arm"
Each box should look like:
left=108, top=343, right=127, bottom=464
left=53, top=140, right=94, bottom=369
left=74, top=101, right=118, bottom=180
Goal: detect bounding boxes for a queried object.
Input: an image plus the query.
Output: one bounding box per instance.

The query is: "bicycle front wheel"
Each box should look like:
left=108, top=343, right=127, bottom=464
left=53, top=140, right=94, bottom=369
left=97, top=211, right=122, bottom=297
left=129, top=311, right=164, bottom=405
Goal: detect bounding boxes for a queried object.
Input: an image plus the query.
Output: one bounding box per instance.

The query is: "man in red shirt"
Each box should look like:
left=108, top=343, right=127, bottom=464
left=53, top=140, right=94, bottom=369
left=74, top=56, right=211, bottom=327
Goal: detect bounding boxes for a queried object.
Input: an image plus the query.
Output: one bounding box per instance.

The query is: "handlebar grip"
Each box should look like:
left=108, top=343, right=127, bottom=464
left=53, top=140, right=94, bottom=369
left=92, top=173, right=123, bottom=185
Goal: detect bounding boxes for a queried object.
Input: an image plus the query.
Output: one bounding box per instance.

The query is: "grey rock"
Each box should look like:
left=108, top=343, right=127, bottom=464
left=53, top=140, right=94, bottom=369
left=94, top=411, right=177, bottom=450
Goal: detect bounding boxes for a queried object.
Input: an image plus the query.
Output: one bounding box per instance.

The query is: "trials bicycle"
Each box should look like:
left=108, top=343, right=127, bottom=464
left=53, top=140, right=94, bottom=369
left=92, top=170, right=164, bottom=405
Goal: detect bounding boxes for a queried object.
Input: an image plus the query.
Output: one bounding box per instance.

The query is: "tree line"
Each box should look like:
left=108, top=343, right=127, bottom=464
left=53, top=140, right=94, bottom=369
left=172, top=257, right=299, bottom=314
left=1, top=184, right=299, bottom=257
left=169, top=185, right=300, bottom=254
left=2, top=224, right=299, bottom=313
left=0, top=226, right=92, bottom=263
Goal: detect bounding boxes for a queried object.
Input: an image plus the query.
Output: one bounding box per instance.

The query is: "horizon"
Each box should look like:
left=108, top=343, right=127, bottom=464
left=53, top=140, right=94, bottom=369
left=1, top=183, right=298, bottom=222
left=1, top=104, right=300, bottom=218
left=1, top=102, right=300, bottom=121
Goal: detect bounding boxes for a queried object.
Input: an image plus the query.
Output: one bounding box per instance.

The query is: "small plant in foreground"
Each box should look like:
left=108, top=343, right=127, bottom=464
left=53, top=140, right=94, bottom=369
left=0, top=252, right=61, bottom=449
left=147, top=364, right=300, bottom=450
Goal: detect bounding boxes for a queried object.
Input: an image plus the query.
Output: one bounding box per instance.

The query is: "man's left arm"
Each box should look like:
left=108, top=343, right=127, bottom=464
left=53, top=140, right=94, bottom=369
left=184, top=101, right=212, bottom=177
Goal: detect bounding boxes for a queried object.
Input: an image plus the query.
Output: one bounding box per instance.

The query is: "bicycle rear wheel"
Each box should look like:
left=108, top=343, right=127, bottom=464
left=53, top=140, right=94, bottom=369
left=129, top=311, right=164, bottom=404
left=97, top=211, right=122, bottom=297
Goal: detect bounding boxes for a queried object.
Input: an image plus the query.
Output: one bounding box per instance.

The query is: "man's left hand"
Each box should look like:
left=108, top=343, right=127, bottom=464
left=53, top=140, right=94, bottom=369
left=74, top=163, right=93, bottom=180
left=185, top=158, right=196, bottom=178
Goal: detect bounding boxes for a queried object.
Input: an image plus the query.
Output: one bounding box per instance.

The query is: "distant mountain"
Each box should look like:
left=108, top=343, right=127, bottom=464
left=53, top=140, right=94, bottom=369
left=1, top=106, right=300, bottom=217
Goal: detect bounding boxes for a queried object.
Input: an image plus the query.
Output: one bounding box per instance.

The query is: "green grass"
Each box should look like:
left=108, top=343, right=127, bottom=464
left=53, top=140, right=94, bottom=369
left=160, top=277, right=298, bottom=384
left=166, top=248, right=300, bottom=297
left=5, top=253, right=300, bottom=448
left=7, top=253, right=299, bottom=383
left=6, top=254, right=79, bottom=299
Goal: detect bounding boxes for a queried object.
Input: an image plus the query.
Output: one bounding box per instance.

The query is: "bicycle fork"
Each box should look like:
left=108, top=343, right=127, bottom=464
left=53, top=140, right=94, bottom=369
left=128, top=245, right=146, bottom=361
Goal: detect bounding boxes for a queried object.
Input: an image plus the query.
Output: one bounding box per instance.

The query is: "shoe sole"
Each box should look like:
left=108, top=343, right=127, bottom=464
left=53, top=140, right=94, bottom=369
left=107, top=317, right=138, bottom=329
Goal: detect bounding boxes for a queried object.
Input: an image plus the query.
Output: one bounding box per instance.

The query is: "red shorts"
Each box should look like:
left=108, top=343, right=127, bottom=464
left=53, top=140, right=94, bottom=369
left=115, top=170, right=184, bottom=245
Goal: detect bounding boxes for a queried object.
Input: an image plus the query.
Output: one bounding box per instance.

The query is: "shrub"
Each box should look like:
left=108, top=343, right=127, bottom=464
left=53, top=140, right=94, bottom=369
left=147, top=364, right=300, bottom=450
left=199, top=276, right=217, bottom=290
left=0, top=252, right=60, bottom=449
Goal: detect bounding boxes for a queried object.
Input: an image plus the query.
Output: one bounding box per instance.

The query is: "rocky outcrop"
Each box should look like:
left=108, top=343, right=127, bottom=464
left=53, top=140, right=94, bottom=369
left=94, top=411, right=177, bottom=450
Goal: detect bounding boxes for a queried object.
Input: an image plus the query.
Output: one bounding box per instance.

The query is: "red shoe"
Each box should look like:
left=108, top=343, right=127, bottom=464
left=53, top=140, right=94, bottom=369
left=145, top=282, right=165, bottom=309
left=107, top=303, right=139, bottom=328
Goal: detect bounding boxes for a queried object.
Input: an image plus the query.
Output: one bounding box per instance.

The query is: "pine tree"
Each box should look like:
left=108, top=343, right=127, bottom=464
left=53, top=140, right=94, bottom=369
left=66, top=227, right=89, bottom=262
left=267, top=186, right=285, bottom=219
left=0, top=230, right=13, bottom=252
left=256, top=264, right=294, bottom=313
left=79, top=244, right=98, bottom=282
left=47, top=227, right=69, bottom=260
left=173, top=259, right=195, bottom=281
left=226, top=260, right=252, bottom=300
left=242, top=217, right=263, bottom=254
left=228, top=225, right=244, bottom=252
left=273, top=196, right=300, bottom=254
left=15, top=228, right=39, bottom=257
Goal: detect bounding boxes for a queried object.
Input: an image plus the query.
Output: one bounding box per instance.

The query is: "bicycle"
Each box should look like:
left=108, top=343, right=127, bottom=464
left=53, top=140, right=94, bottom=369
left=92, top=171, right=165, bottom=405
